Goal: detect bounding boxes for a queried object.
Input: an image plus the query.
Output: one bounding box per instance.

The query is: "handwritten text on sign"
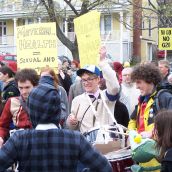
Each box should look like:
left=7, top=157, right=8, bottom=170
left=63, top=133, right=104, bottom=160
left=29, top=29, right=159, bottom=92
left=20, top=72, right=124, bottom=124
left=16, top=23, right=58, bottom=72
left=74, top=10, right=101, bottom=67
left=159, top=28, right=172, bottom=50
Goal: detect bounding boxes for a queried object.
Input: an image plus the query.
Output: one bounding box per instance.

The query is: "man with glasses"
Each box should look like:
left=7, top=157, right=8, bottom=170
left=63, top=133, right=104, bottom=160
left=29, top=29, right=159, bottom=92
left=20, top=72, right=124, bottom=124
left=66, top=47, right=120, bottom=134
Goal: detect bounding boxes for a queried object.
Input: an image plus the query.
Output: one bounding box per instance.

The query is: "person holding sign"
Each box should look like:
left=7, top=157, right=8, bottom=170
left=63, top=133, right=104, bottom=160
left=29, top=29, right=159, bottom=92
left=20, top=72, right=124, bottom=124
left=66, top=46, right=120, bottom=134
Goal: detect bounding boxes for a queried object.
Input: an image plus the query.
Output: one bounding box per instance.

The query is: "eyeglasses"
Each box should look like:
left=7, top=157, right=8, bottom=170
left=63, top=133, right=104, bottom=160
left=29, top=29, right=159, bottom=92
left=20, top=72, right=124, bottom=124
left=81, top=77, right=97, bottom=84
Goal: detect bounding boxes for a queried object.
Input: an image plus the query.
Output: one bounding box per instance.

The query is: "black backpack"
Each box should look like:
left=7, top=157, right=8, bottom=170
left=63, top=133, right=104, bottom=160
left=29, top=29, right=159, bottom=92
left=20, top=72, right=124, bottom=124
left=153, top=82, right=172, bottom=113
left=114, top=100, right=129, bottom=127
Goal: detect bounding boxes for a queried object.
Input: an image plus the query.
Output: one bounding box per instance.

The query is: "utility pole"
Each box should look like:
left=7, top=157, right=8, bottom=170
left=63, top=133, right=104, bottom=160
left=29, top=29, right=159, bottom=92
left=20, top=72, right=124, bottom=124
left=133, top=0, right=142, bottom=63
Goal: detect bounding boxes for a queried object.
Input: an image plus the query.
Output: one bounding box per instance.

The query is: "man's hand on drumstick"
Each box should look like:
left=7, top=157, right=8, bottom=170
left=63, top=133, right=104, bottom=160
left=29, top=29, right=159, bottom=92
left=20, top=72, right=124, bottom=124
left=68, top=114, right=78, bottom=126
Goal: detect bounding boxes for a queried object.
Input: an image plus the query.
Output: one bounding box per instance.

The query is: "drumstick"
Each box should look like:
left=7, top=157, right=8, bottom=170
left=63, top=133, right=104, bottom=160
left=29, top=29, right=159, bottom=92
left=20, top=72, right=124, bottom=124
left=75, top=104, right=80, bottom=118
left=118, top=124, right=128, bottom=130
left=105, top=129, right=129, bottom=136
left=112, top=146, right=131, bottom=153
left=108, top=125, right=128, bottom=131
left=102, top=31, right=111, bottom=46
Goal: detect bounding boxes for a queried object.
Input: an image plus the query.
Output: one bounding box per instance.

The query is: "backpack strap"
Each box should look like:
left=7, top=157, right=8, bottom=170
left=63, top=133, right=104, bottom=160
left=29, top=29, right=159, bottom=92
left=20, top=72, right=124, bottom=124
left=19, top=96, right=29, bottom=115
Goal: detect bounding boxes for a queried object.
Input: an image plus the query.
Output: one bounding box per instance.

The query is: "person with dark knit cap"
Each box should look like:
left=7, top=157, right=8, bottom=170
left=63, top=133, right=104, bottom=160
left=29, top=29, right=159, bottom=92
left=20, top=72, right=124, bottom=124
left=0, top=75, right=112, bottom=172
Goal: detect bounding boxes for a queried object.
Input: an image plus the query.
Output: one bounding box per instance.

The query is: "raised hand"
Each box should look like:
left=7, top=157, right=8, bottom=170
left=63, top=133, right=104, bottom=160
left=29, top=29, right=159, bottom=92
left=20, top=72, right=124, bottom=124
left=99, top=46, right=107, bottom=61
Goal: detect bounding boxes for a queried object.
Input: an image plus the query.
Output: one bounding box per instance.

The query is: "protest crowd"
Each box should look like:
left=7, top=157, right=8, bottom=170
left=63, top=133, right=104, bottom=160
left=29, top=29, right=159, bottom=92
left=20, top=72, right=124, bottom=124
left=0, top=44, right=172, bottom=172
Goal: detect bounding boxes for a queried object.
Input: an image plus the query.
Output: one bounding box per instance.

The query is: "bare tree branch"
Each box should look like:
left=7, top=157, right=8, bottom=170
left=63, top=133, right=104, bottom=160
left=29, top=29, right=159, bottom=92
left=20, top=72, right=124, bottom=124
left=64, top=0, right=79, bottom=16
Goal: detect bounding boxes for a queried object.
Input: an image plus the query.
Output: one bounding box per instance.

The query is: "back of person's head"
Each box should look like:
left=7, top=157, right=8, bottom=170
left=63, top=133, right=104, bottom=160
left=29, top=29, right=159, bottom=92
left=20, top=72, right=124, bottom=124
left=122, top=67, right=133, bottom=76
left=0, top=61, right=5, bottom=67
left=113, top=62, right=124, bottom=73
left=123, top=61, right=130, bottom=68
left=40, top=66, right=58, bottom=88
left=154, top=110, right=172, bottom=160
left=27, top=82, right=61, bottom=128
left=0, top=66, right=15, bottom=78
left=15, top=68, right=39, bottom=86
left=141, top=60, right=152, bottom=65
left=131, top=64, right=162, bottom=86
left=113, top=62, right=124, bottom=84
left=71, top=60, right=80, bottom=69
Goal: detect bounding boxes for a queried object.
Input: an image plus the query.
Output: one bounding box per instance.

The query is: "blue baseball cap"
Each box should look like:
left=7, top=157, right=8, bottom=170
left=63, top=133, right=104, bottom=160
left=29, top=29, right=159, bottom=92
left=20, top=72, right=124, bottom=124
left=77, top=65, right=100, bottom=77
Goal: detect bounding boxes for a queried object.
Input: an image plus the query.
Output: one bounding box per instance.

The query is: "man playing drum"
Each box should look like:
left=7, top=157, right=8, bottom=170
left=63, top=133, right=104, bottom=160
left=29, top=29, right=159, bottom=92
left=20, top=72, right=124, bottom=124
left=66, top=47, right=120, bottom=134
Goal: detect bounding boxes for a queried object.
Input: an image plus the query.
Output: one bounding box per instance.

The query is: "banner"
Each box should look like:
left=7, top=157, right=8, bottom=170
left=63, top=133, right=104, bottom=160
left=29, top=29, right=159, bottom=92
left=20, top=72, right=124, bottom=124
left=16, top=23, right=58, bottom=73
left=159, top=28, right=172, bottom=50
left=74, top=10, right=101, bottom=67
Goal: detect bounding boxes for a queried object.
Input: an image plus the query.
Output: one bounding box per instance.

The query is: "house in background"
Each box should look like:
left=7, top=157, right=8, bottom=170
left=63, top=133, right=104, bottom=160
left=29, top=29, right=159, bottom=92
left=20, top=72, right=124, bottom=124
left=0, top=0, right=158, bottom=63
left=140, top=0, right=158, bottom=62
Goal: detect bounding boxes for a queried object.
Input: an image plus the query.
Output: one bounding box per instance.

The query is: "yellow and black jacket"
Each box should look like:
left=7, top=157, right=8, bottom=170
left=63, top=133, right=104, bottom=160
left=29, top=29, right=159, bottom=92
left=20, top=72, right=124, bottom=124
left=128, top=90, right=172, bottom=171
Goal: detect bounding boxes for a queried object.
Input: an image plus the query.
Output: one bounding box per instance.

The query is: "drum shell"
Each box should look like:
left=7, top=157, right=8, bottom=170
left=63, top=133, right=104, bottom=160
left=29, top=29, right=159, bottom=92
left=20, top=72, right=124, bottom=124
left=109, top=156, right=133, bottom=172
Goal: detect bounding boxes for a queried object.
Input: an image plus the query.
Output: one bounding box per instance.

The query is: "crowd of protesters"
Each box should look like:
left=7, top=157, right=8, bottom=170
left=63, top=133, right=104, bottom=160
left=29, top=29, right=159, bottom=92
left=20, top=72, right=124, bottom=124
left=0, top=47, right=172, bottom=171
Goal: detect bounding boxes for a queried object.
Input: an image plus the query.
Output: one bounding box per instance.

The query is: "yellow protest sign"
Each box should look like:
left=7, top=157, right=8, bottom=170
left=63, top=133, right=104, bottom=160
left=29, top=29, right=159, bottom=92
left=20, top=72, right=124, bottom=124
left=159, top=28, right=172, bottom=50
left=16, top=23, right=58, bottom=73
left=74, top=10, right=101, bottom=67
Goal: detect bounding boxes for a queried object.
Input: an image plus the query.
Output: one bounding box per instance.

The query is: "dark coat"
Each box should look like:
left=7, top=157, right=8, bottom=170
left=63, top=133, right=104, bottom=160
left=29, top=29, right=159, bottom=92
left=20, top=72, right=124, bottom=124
left=114, top=100, right=129, bottom=127
left=161, top=148, right=172, bottom=172
left=2, top=80, right=20, bottom=101
left=0, top=80, right=20, bottom=115
left=58, top=73, right=72, bottom=96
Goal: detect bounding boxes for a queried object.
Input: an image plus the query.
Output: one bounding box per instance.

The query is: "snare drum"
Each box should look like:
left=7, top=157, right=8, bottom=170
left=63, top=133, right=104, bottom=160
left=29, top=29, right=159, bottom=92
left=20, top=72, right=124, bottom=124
left=105, top=149, right=134, bottom=172
left=84, top=126, right=126, bottom=155
left=83, top=126, right=123, bottom=144
left=83, top=127, right=99, bottom=144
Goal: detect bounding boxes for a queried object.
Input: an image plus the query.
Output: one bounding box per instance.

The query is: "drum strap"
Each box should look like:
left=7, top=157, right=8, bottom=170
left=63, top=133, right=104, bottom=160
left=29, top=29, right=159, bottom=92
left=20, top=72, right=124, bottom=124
left=78, top=97, right=96, bottom=131
left=19, top=96, right=29, bottom=115
left=93, top=95, right=100, bottom=127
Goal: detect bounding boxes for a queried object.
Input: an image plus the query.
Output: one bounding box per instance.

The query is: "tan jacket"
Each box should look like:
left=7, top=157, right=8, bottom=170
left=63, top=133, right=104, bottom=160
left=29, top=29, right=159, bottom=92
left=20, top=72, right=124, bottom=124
left=66, top=60, right=120, bottom=134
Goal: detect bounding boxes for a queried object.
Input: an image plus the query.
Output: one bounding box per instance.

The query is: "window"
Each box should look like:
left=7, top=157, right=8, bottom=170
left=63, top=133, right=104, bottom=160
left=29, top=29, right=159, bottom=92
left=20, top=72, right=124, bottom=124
left=0, top=21, right=6, bottom=36
left=142, top=20, right=145, bottom=29
left=62, top=17, right=74, bottom=33
left=28, top=18, right=34, bottom=24
left=4, top=56, right=14, bottom=61
left=104, top=15, right=111, bottom=33
left=62, top=18, right=66, bottom=32
left=23, top=0, right=37, bottom=6
left=68, top=18, right=74, bottom=32
left=149, top=18, right=152, bottom=36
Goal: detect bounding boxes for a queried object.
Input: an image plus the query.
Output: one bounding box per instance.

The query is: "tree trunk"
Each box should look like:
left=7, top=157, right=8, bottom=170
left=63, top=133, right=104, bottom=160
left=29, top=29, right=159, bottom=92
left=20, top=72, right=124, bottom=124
left=71, top=46, right=79, bottom=61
